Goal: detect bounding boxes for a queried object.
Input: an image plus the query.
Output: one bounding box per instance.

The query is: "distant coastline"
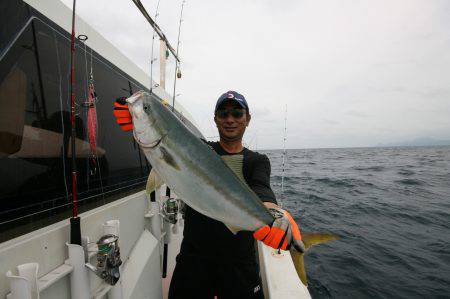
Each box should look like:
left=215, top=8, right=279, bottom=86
left=260, top=142, right=450, bottom=151
left=375, top=137, right=450, bottom=148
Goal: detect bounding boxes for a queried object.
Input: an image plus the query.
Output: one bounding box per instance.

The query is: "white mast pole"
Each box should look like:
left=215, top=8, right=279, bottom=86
left=159, top=40, right=166, bottom=90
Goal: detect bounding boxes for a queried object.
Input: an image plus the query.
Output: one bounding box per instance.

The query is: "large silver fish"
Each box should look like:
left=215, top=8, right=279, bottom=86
left=127, top=91, right=337, bottom=285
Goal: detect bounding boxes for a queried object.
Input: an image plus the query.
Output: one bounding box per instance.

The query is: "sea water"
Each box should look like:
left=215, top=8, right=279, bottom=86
left=263, top=146, right=450, bottom=298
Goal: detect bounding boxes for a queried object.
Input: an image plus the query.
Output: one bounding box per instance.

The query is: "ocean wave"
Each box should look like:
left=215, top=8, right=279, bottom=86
left=271, top=175, right=298, bottom=184
left=315, top=177, right=356, bottom=188
left=388, top=210, right=434, bottom=225
left=302, top=192, right=330, bottom=202
left=352, top=165, right=385, bottom=172
left=315, top=177, right=375, bottom=188
left=267, top=146, right=450, bottom=298
left=395, top=178, right=425, bottom=186
left=397, top=169, right=415, bottom=176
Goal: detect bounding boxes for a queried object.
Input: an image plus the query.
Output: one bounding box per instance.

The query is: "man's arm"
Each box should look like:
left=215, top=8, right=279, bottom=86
left=263, top=202, right=279, bottom=209
left=248, top=154, right=277, bottom=204
left=249, top=155, right=281, bottom=208
left=251, top=155, right=305, bottom=252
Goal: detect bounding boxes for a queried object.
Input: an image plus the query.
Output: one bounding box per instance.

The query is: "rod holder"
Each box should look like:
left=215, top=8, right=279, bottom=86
left=6, top=262, right=39, bottom=299
left=149, top=201, right=162, bottom=239
left=67, top=243, right=90, bottom=299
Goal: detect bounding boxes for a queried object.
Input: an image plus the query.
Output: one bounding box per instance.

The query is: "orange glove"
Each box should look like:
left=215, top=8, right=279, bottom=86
left=254, top=207, right=305, bottom=252
left=113, top=97, right=133, bottom=131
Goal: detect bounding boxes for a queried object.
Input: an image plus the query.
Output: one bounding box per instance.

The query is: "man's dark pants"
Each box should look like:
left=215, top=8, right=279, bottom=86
left=168, top=256, right=265, bottom=299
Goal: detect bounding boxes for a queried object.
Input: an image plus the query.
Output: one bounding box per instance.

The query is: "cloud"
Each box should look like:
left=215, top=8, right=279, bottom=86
left=63, top=0, right=450, bottom=149
left=345, top=111, right=368, bottom=118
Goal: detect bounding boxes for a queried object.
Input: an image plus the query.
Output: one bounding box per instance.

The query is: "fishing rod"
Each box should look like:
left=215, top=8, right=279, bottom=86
left=131, top=0, right=180, bottom=62
left=280, top=104, right=287, bottom=208
left=171, top=0, right=186, bottom=112
left=69, top=0, right=81, bottom=245
left=149, top=0, right=161, bottom=93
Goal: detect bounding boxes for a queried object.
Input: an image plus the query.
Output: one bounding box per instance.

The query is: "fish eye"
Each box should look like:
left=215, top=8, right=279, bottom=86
left=143, top=104, right=150, bottom=111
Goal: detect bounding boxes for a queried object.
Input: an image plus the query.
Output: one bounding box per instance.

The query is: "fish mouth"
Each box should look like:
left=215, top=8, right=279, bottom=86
left=126, top=91, right=145, bottom=105
left=136, top=133, right=166, bottom=149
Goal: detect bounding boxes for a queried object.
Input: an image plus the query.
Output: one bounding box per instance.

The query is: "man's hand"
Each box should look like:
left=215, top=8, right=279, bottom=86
left=113, top=97, right=133, bottom=131
left=254, top=204, right=305, bottom=252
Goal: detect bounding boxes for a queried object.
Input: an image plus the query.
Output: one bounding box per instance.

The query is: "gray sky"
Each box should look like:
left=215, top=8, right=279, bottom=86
left=62, top=0, right=450, bottom=149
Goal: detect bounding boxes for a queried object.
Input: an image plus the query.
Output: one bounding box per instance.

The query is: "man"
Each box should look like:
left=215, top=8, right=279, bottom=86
left=114, top=90, right=303, bottom=298
left=168, top=91, right=303, bottom=299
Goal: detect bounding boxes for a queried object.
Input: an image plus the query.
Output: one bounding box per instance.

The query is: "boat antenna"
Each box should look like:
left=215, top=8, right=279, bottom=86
left=280, top=104, right=288, bottom=208
left=131, top=0, right=180, bottom=62
left=149, top=0, right=161, bottom=93
left=171, top=0, right=186, bottom=112
left=69, top=0, right=81, bottom=245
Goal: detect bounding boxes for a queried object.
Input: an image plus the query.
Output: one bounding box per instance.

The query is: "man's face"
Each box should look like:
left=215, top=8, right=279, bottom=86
left=214, top=101, right=251, bottom=142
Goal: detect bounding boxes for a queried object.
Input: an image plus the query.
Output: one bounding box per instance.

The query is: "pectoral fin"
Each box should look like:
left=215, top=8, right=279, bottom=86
left=224, top=223, right=242, bottom=235
left=160, top=146, right=180, bottom=170
left=290, top=232, right=340, bottom=286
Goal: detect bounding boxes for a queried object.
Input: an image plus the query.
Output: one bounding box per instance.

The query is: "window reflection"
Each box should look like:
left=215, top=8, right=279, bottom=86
left=0, top=15, right=150, bottom=240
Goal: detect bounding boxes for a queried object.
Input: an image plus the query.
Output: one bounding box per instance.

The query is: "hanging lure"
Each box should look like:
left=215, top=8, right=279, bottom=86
left=87, top=73, right=97, bottom=155
left=87, top=63, right=99, bottom=176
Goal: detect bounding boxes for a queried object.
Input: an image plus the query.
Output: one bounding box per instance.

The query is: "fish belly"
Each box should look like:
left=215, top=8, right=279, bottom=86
left=141, top=142, right=267, bottom=232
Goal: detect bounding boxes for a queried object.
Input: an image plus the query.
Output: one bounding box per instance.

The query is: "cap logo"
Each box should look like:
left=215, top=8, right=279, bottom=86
left=227, top=93, right=235, bottom=99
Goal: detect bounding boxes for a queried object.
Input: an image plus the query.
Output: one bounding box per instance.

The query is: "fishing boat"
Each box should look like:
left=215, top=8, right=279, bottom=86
left=0, top=0, right=310, bottom=298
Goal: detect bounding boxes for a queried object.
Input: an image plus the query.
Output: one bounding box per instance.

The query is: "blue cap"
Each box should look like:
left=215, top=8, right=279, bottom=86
left=215, top=91, right=249, bottom=112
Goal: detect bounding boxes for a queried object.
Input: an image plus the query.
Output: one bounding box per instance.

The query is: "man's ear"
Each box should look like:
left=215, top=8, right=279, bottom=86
left=246, top=113, right=251, bottom=127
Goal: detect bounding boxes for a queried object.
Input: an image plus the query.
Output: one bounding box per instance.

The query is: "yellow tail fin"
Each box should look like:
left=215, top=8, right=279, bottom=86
left=289, top=232, right=339, bottom=286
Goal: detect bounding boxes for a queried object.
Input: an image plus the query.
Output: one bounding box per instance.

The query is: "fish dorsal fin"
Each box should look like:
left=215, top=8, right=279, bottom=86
left=290, top=232, right=340, bottom=286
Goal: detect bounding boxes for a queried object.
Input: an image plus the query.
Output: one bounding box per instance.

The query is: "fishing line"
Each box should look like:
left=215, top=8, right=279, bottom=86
left=89, top=47, right=106, bottom=202
left=80, top=35, right=89, bottom=103
left=53, top=30, right=70, bottom=202
left=79, top=34, right=91, bottom=190
left=171, top=0, right=186, bottom=112
left=131, top=0, right=180, bottom=61
left=149, top=0, right=161, bottom=93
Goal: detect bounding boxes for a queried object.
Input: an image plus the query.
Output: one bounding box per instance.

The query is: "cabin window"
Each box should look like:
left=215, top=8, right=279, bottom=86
left=0, top=12, right=150, bottom=241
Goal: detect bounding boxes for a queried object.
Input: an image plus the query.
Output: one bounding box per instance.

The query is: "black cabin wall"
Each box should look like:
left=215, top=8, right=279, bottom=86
left=0, top=0, right=151, bottom=240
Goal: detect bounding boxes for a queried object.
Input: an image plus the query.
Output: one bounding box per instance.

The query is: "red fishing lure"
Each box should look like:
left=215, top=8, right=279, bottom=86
left=87, top=80, right=97, bottom=154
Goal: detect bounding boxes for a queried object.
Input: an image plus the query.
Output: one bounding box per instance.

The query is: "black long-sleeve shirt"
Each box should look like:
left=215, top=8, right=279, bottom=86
left=178, top=141, right=277, bottom=264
